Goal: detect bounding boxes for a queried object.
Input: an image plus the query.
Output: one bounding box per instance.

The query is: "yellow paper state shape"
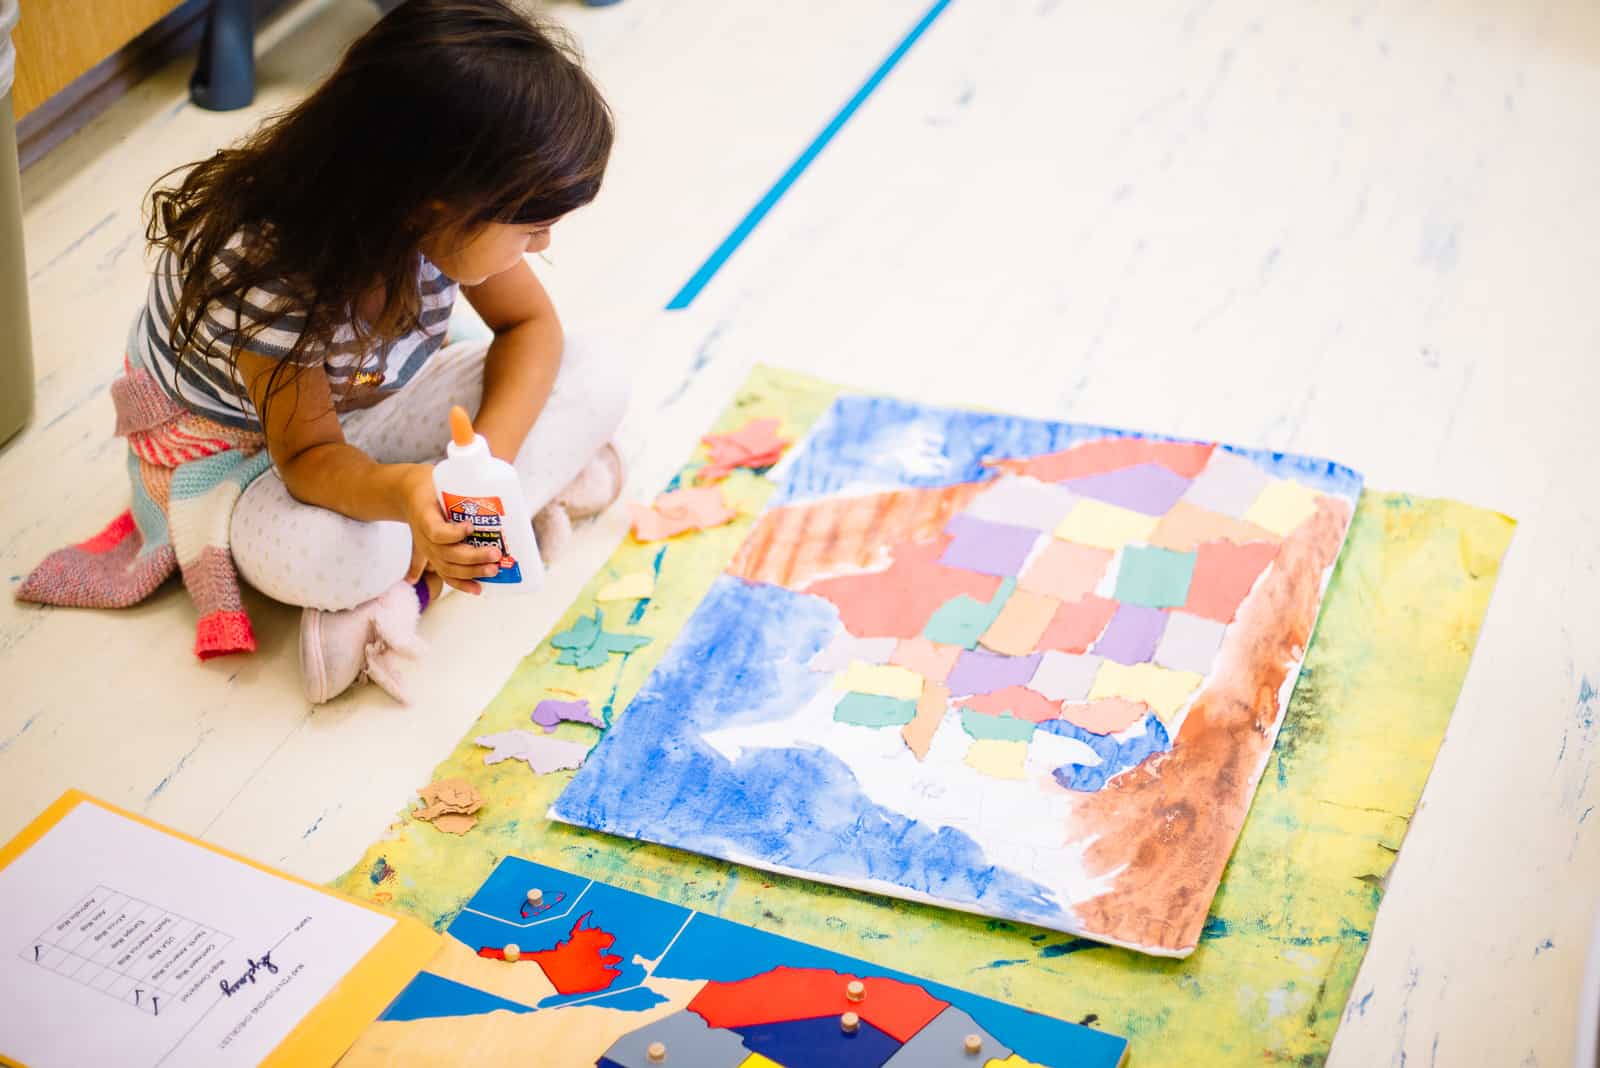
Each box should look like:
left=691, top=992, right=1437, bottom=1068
left=596, top=571, right=656, bottom=602
left=963, top=738, right=1029, bottom=779
left=1244, top=478, right=1323, bottom=536
left=1054, top=499, right=1160, bottom=551
left=835, top=661, right=925, bottom=700
left=1089, top=661, right=1204, bottom=723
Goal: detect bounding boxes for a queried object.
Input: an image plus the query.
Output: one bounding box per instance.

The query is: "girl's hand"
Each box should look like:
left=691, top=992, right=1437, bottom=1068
left=399, top=466, right=501, bottom=595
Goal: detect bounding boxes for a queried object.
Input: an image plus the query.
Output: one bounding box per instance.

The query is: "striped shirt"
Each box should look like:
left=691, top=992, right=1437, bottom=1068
left=131, top=233, right=458, bottom=430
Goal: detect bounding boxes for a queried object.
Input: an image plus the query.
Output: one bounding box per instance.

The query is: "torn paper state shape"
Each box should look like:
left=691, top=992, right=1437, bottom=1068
left=939, top=515, right=1040, bottom=577
left=1181, top=448, right=1273, bottom=517
left=1027, top=651, right=1103, bottom=703
left=1054, top=499, right=1159, bottom=551
left=923, top=579, right=1016, bottom=649
left=978, top=588, right=1060, bottom=656
left=1064, top=463, right=1192, bottom=516
left=550, top=609, right=651, bottom=669
left=696, top=417, right=792, bottom=483
left=964, top=738, right=1029, bottom=779
left=1182, top=540, right=1279, bottom=623
left=901, top=681, right=949, bottom=760
left=1113, top=545, right=1197, bottom=609
left=1036, top=595, right=1118, bottom=654
left=414, top=778, right=484, bottom=835
left=889, top=636, right=963, bottom=683
left=1148, top=501, right=1278, bottom=552
left=1018, top=539, right=1112, bottom=602
left=834, top=692, right=918, bottom=727
left=809, top=632, right=898, bottom=673
left=1058, top=697, right=1150, bottom=735
left=1244, top=479, right=1324, bottom=536
left=1091, top=603, right=1168, bottom=665
left=531, top=698, right=605, bottom=734
left=946, top=649, right=1041, bottom=698
left=1153, top=612, right=1229, bottom=675
left=1088, top=662, right=1203, bottom=724
left=962, top=476, right=1079, bottom=531
left=960, top=685, right=1061, bottom=723
left=476, top=730, right=593, bottom=774
left=596, top=571, right=655, bottom=602
left=630, top=487, right=736, bottom=541
left=834, top=661, right=926, bottom=700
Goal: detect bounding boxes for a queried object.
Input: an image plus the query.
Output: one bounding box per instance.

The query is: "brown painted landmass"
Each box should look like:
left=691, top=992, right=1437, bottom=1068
left=1068, top=495, right=1353, bottom=954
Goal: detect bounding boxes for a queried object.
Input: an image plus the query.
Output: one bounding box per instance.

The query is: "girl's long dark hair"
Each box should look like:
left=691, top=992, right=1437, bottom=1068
left=146, top=0, right=613, bottom=419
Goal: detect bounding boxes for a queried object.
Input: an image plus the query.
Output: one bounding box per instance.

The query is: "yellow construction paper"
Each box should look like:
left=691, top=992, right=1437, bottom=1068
left=1054, top=500, right=1160, bottom=551
left=1088, top=661, right=1205, bottom=723
left=1243, top=478, right=1323, bottom=536
left=330, top=365, right=1514, bottom=1067
left=963, top=738, right=1029, bottom=779
left=835, top=661, right=926, bottom=700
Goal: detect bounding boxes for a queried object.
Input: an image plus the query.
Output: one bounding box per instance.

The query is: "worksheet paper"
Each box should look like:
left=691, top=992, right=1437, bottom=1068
left=0, top=801, right=394, bottom=1068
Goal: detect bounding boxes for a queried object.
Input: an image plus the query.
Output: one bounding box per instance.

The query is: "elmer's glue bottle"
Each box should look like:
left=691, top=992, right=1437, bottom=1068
left=433, top=406, right=544, bottom=594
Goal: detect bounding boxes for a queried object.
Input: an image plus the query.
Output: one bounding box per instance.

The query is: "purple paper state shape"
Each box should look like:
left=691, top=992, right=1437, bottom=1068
left=946, top=649, right=1042, bottom=697
left=531, top=698, right=605, bottom=734
left=1092, top=603, right=1169, bottom=665
left=1065, top=463, right=1192, bottom=517
left=939, top=515, right=1040, bottom=577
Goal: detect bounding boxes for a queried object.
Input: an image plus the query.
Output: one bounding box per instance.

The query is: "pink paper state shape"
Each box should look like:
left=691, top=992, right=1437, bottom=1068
left=697, top=417, right=792, bottom=484
left=1019, top=539, right=1112, bottom=602
left=1059, top=697, right=1150, bottom=735
left=938, top=515, right=1040, bottom=577
left=1092, top=603, right=1169, bottom=665
left=630, top=487, right=736, bottom=541
left=531, top=698, right=605, bottom=734
left=1064, top=463, right=1191, bottom=517
left=960, top=685, right=1062, bottom=723
left=808, top=632, right=898, bottom=673
left=992, top=438, right=1215, bottom=481
left=1036, top=595, right=1119, bottom=654
left=946, top=649, right=1041, bottom=697
left=805, top=537, right=1001, bottom=640
left=889, top=637, right=963, bottom=683
left=476, top=730, right=593, bottom=774
left=1153, top=611, right=1229, bottom=674
left=1028, top=650, right=1103, bottom=702
left=1182, top=540, right=1280, bottom=623
left=1181, top=449, right=1272, bottom=518
left=962, top=476, right=1079, bottom=531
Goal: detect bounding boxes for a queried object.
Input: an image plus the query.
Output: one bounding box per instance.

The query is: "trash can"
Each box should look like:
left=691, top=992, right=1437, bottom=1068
left=1, top=0, right=35, bottom=447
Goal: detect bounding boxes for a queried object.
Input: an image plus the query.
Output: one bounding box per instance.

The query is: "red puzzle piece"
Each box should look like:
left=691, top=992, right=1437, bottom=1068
left=687, top=966, right=947, bottom=1043
left=476, top=911, right=623, bottom=995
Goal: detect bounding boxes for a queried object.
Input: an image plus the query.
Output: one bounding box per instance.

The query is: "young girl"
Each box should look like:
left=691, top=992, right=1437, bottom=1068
left=19, top=0, right=627, bottom=703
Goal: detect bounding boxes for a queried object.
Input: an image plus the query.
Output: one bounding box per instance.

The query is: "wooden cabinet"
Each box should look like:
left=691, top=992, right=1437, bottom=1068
left=11, top=0, right=185, bottom=119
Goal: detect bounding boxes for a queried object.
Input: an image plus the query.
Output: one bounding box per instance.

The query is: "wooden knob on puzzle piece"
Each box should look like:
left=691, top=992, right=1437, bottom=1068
left=647, top=1041, right=667, bottom=1062
left=526, top=888, right=543, bottom=907
left=502, top=943, right=520, bottom=962
left=845, top=979, right=865, bottom=1002
left=964, top=1033, right=983, bottom=1055
left=841, top=1011, right=860, bottom=1034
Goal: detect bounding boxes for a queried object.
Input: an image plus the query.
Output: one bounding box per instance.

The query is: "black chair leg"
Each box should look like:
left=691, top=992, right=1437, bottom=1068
left=190, top=0, right=256, bottom=112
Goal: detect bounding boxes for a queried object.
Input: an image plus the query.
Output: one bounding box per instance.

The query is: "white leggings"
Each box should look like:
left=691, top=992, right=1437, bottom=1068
left=231, top=334, right=628, bottom=611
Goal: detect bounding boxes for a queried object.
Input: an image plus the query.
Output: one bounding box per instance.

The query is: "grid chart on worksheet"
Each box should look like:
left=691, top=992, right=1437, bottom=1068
left=19, top=884, right=233, bottom=1016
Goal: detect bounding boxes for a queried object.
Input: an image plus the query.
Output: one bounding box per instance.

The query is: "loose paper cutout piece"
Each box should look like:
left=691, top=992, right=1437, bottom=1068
left=1182, top=540, right=1279, bottom=622
left=809, top=538, right=1000, bottom=640
left=1091, top=603, right=1168, bottom=665
left=1017, top=539, right=1112, bottom=602
left=962, top=476, right=1079, bottom=531
left=835, top=661, right=925, bottom=701
left=1148, top=500, right=1278, bottom=552
left=922, top=578, right=1016, bottom=649
left=1113, top=545, right=1197, bottom=609
left=596, top=571, right=655, bottom=602
left=1059, top=697, right=1150, bottom=735
left=902, top=682, right=949, bottom=760
left=809, top=632, right=899, bottom=672
left=1087, top=661, right=1204, bottom=723
left=631, top=487, right=736, bottom=541
left=1243, top=479, right=1323, bottom=536
left=946, top=649, right=1041, bottom=697
left=1153, top=612, right=1229, bottom=674
left=476, top=730, right=593, bottom=774
left=414, top=778, right=484, bottom=835
left=889, top=637, right=963, bottom=683
left=1027, top=651, right=1103, bottom=702
left=978, top=588, right=1059, bottom=656
left=550, top=609, right=652, bottom=669
left=960, top=685, right=1062, bottom=723
left=1054, top=499, right=1159, bottom=551
left=531, top=698, right=605, bottom=734
left=963, top=738, right=1029, bottom=779
left=834, top=692, right=918, bottom=728
left=1035, top=595, right=1118, bottom=655
left=1065, top=463, right=1191, bottom=516
left=1180, top=448, right=1272, bottom=517
left=697, top=417, right=792, bottom=483
left=992, top=437, right=1214, bottom=481
left=939, top=516, right=1040, bottom=577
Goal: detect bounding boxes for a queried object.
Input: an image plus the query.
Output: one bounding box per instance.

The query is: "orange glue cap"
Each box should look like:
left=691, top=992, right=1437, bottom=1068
left=449, top=406, right=475, bottom=447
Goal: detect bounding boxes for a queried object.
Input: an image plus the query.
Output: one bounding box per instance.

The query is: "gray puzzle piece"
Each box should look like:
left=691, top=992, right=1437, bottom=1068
left=600, top=1008, right=750, bottom=1068
left=882, top=1004, right=1013, bottom=1066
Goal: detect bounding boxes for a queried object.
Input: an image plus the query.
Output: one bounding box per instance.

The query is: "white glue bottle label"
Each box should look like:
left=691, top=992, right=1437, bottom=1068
left=432, top=406, right=544, bottom=595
